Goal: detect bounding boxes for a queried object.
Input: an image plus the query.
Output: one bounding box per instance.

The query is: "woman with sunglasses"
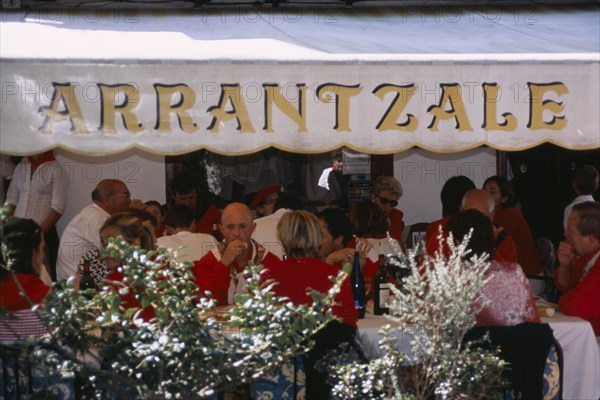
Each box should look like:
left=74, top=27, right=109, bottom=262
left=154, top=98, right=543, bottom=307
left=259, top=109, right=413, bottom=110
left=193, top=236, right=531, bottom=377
left=249, top=185, right=280, bottom=219
left=370, top=175, right=405, bottom=245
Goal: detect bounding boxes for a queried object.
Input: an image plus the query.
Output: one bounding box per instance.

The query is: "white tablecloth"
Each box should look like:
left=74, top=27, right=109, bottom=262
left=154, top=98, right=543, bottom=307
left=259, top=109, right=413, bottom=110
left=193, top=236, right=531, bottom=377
left=357, top=312, right=600, bottom=400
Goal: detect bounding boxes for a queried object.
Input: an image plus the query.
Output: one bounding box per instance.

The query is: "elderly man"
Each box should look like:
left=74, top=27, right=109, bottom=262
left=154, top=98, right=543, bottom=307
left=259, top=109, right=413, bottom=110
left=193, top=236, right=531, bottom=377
left=556, top=201, right=600, bottom=335
left=426, top=189, right=518, bottom=264
left=56, top=179, right=141, bottom=280
left=192, top=202, right=279, bottom=305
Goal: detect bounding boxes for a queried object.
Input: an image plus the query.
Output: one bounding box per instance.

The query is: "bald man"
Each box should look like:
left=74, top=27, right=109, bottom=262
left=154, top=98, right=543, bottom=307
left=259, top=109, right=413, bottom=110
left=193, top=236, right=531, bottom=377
left=56, top=179, right=142, bottom=280
left=426, top=189, right=518, bottom=264
left=192, top=202, right=280, bottom=305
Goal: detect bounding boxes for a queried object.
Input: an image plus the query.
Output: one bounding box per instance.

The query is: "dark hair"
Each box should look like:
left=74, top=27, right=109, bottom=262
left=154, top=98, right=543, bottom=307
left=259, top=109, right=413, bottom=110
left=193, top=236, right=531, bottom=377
left=572, top=201, right=600, bottom=242
left=441, top=176, right=476, bottom=217
left=172, top=174, right=197, bottom=196
left=145, top=200, right=163, bottom=212
left=351, top=201, right=389, bottom=238
left=0, top=218, right=42, bottom=280
left=573, top=164, right=599, bottom=195
left=164, top=204, right=195, bottom=229
left=318, top=208, right=353, bottom=247
left=273, top=192, right=304, bottom=212
left=445, top=209, right=495, bottom=259
left=483, top=176, right=516, bottom=208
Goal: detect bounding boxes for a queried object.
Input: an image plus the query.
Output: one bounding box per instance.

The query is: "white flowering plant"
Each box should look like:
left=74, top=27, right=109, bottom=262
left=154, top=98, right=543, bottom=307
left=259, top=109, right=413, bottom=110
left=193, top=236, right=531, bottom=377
left=0, top=206, right=346, bottom=399
left=323, top=232, right=508, bottom=400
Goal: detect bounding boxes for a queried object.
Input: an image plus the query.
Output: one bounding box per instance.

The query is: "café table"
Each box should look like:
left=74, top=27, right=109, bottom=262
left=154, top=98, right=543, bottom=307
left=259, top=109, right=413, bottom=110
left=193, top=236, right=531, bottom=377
left=357, top=311, right=600, bottom=400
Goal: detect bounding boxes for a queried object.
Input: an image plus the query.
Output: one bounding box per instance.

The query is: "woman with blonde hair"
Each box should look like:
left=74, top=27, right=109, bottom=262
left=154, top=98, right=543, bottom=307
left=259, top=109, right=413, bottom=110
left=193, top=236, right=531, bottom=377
left=263, top=210, right=357, bottom=399
left=76, top=209, right=156, bottom=286
left=77, top=210, right=157, bottom=321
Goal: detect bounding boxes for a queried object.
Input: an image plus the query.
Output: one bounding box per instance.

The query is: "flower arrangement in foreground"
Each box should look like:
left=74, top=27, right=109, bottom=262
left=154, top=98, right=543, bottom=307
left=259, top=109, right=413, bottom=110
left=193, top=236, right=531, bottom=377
left=323, top=232, right=508, bottom=400
left=1, top=208, right=346, bottom=399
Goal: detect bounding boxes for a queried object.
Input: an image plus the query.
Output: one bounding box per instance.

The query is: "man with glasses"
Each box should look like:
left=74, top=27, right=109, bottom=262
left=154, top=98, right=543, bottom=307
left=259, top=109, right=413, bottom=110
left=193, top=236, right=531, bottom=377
left=56, top=179, right=142, bottom=280
left=370, top=175, right=405, bottom=244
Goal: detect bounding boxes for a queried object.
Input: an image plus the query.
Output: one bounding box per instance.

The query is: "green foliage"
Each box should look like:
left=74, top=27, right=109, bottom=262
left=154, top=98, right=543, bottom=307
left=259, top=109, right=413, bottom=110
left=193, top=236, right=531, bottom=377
left=1, top=207, right=345, bottom=399
left=324, top=233, right=508, bottom=400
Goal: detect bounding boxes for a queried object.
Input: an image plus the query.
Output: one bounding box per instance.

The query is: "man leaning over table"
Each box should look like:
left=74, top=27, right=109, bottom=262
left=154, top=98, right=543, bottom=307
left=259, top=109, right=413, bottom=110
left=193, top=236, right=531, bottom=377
left=56, top=179, right=143, bottom=280
left=555, top=201, right=600, bottom=336
left=192, top=202, right=280, bottom=306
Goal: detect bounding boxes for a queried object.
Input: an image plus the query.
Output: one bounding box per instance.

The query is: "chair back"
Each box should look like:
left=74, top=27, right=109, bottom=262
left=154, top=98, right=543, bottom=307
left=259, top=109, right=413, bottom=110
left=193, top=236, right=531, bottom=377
left=464, top=322, right=556, bottom=400
left=535, top=237, right=560, bottom=303
left=543, top=337, right=563, bottom=400
left=1, top=341, right=75, bottom=399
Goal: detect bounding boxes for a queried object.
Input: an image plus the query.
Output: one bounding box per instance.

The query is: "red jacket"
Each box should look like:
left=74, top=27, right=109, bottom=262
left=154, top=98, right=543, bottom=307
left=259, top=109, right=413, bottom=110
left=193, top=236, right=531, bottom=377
left=494, top=207, right=543, bottom=275
left=195, top=204, right=222, bottom=235
left=192, top=241, right=280, bottom=306
left=262, top=257, right=358, bottom=328
left=558, top=250, right=600, bottom=335
left=0, top=273, right=50, bottom=311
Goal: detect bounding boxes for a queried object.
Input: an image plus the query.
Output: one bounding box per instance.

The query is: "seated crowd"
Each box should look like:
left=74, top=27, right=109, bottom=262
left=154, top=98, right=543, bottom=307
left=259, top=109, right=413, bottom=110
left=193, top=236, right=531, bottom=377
left=1, top=165, right=599, bottom=397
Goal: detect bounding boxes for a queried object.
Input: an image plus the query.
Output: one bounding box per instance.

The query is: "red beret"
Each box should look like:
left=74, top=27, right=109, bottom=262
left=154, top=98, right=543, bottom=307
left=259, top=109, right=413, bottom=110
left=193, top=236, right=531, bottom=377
left=250, top=185, right=281, bottom=209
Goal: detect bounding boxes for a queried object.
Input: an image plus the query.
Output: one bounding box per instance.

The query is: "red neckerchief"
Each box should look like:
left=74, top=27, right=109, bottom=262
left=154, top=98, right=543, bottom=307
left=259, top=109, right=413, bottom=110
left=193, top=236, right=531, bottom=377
left=28, top=153, right=56, bottom=175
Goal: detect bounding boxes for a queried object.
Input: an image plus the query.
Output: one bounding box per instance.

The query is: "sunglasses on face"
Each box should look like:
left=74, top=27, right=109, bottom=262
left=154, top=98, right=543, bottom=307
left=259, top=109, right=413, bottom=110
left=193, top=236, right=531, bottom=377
left=375, top=194, right=399, bottom=208
left=261, top=198, right=278, bottom=206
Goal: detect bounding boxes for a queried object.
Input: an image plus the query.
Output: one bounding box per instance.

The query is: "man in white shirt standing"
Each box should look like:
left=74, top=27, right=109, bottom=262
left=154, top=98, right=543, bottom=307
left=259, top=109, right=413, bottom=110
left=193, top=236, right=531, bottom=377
left=56, top=179, right=140, bottom=280
left=157, top=204, right=218, bottom=263
left=564, top=164, right=599, bottom=229
left=6, top=151, right=68, bottom=280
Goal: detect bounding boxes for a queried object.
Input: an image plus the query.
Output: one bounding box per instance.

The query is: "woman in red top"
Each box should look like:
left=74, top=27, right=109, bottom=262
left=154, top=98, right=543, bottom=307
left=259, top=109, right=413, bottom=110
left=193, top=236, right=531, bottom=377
left=483, top=176, right=544, bottom=293
left=0, top=218, right=51, bottom=341
left=263, top=210, right=358, bottom=399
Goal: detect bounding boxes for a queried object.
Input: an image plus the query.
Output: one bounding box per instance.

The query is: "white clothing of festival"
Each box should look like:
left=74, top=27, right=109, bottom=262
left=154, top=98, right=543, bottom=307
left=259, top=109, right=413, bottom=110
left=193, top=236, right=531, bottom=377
left=56, top=203, right=110, bottom=280
left=361, top=236, right=403, bottom=263
left=157, top=232, right=218, bottom=264
left=5, top=158, right=68, bottom=225
left=318, top=167, right=333, bottom=190
left=251, top=208, right=291, bottom=260
left=563, top=194, right=596, bottom=229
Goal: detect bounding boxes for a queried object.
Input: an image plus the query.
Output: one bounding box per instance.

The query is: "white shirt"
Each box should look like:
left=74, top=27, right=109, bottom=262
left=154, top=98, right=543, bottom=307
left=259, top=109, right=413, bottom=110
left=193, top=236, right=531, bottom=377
left=563, top=194, right=595, bottom=229
left=252, top=208, right=291, bottom=260
left=56, top=203, right=110, bottom=280
left=360, top=236, right=403, bottom=263
left=5, top=158, right=68, bottom=225
left=157, top=231, right=218, bottom=263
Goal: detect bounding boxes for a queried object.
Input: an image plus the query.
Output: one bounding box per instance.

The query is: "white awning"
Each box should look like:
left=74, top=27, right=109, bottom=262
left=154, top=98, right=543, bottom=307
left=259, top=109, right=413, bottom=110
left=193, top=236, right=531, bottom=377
left=1, top=5, right=598, bottom=155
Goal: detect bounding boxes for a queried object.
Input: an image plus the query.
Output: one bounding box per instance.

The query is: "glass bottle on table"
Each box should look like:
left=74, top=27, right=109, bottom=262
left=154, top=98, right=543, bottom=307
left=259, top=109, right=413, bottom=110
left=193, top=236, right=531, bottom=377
left=374, top=253, right=391, bottom=315
left=80, top=260, right=98, bottom=292
left=212, top=221, right=223, bottom=243
left=351, top=252, right=366, bottom=319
